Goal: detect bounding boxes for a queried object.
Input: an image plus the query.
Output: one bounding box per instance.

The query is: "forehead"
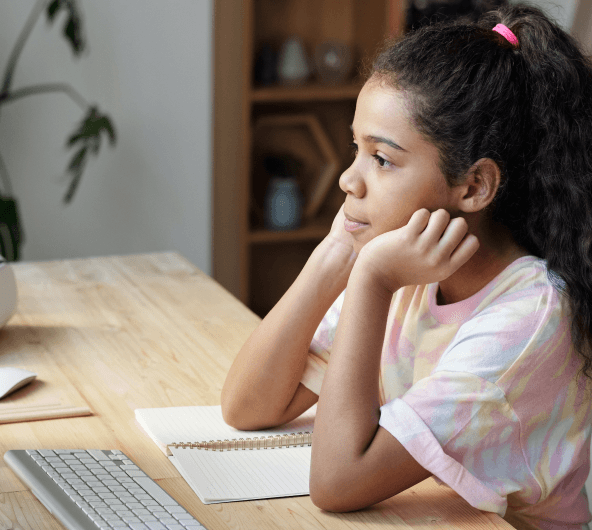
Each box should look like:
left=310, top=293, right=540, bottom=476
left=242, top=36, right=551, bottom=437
left=353, top=80, right=417, bottom=140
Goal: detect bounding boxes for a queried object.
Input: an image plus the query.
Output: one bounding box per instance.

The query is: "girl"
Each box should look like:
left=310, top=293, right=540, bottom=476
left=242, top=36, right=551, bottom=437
left=221, top=4, right=592, bottom=529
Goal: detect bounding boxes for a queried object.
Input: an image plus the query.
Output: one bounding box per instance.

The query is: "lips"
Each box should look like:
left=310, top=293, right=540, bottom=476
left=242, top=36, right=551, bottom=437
left=344, top=213, right=369, bottom=233
left=344, top=213, right=368, bottom=224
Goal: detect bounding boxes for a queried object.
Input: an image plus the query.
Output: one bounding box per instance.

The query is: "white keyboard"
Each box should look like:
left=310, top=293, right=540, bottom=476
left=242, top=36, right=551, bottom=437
left=4, top=449, right=208, bottom=530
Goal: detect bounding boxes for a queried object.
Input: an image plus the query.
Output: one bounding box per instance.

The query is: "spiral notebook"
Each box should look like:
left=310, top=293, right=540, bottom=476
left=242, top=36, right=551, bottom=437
left=135, top=405, right=316, bottom=504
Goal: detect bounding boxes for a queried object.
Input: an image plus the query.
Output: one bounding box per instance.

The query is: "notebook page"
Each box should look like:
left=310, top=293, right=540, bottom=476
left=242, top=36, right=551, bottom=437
left=170, top=445, right=311, bottom=503
left=135, top=405, right=316, bottom=454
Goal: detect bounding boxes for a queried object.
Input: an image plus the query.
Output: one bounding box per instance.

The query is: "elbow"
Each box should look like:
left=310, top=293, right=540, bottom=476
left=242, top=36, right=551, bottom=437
left=220, top=387, right=246, bottom=429
left=220, top=392, right=281, bottom=431
left=309, top=470, right=361, bottom=513
left=310, top=488, right=344, bottom=513
left=220, top=392, right=252, bottom=430
left=220, top=400, right=242, bottom=430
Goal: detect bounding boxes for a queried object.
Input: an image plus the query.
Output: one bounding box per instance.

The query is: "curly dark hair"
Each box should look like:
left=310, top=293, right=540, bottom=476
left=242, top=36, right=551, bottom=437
left=370, top=3, right=592, bottom=379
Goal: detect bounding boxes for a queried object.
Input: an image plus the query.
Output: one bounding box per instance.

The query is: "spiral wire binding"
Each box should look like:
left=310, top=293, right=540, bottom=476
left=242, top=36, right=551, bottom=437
left=170, top=432, right=312, bottom=451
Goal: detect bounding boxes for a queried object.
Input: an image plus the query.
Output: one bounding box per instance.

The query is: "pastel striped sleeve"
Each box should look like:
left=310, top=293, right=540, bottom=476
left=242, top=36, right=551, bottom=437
left=300, top=289, right=345, bottom=395
left=378, top=371, right=540, bottom=517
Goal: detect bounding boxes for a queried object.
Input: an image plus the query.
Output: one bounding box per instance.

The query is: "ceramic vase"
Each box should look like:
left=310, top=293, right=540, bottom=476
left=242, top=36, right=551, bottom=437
left=264, top=177, right=303, bottom=230
left=278, top=37, right=310, bottom=85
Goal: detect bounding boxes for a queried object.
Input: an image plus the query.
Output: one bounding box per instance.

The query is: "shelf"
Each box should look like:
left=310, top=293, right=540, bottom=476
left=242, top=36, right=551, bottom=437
left=251, top=82, right=364, bottom=102
left=213, top=0, right=404, bottom=308
left=249, top=216, right=333, bottom=244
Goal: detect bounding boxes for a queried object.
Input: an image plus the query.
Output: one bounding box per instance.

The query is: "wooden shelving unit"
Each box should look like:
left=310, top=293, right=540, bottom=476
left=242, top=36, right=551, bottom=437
left=251, top=83, right=365, bottom=102
left=213, top=0, right=407, bottom=318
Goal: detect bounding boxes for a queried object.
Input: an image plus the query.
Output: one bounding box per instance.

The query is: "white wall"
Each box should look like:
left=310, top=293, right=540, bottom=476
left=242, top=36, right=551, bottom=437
left=0, top=0, right=213, bottom=274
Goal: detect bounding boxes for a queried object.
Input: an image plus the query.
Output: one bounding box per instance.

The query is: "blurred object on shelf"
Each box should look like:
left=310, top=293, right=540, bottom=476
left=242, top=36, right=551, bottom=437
left=254, top=43, right=278, bottom=86
left=263, top=155, right=304, bottom=231
left=314, top=42, right=353, bottom=85
left=278, top=37, right=311, bottom=85
left=406, top=0, right=509, bottom=30
left=253, top=114, right=340, bottom=226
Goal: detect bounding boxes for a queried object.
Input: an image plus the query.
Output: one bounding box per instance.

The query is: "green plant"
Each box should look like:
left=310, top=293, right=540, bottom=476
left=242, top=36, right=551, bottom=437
left=0, top=0, right=117, bottom=259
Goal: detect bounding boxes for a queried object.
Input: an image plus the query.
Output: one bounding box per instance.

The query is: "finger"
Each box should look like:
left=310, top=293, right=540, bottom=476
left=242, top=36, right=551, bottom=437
left=438, top=216, right=469, bottom=255
left=448, top=233, right=480, bottom=271
left=407, top=208, right=431, bottom=234
left=422, top=209, right=451, bottom=243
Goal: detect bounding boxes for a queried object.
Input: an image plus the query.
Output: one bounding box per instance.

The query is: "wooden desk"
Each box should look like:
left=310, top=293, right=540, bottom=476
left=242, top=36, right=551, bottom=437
left=0, top=252, right=514, bottom=529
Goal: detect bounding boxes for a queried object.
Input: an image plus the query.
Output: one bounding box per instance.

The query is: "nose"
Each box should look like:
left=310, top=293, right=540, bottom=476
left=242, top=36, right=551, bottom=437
left=339, top=161, right=366, bottom=198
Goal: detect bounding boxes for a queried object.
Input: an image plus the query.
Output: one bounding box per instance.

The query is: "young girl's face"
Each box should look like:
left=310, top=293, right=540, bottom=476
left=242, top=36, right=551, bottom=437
left=341, top=78, right=459, bottom=255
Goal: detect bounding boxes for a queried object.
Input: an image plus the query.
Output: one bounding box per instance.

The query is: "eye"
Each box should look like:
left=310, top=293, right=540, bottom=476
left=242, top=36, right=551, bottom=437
left=349, top=142, right=358, bottom=157
left=373, top=154, right=392, bottom=169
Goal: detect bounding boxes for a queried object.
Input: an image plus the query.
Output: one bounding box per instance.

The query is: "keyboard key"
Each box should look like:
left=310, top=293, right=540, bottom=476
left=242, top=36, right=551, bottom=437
left=119, top=514, right=137, bottom=521
left=166, top=506, right=186, bottom=514
left=99, top=492, right=117, bottom=499
left=158, top=518, right=177, bottom=525
left=134, top=477, right=177, bottom=506
left=88, top=449, right=111, bottom=461
left=175, top=513, right=195, bottom=521
left=127, top=470, right=147, bottom=477
left=135, top=494, right=152, bottom=500
left=146, top=523, right=167, bottom=530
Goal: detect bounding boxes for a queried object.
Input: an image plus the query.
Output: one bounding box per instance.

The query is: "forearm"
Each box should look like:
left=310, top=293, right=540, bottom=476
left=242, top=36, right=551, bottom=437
left=221, top=238, right=356, bottom=430
left=311, top=258, right=394, bottom=482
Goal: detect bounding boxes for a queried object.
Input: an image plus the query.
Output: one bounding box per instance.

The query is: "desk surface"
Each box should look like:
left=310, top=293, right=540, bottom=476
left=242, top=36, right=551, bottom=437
left=0, top=252, right=514, bottom=529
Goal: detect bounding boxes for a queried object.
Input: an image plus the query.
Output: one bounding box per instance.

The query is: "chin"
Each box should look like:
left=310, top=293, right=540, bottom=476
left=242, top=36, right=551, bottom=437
left=353, top=241, right=366, bottom=255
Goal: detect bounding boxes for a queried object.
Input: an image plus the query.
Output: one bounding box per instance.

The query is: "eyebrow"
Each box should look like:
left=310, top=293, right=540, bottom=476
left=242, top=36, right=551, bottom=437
left=351, top=126, right=407, bottom=152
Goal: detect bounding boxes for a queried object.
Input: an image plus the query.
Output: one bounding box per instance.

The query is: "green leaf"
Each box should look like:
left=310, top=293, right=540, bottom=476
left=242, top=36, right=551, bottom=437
left=64, top=146, right=88, bottom=203
left=98, top=116, right=117, bottom=145
left=66, top=107, right=117, bottom=149
left=63, top=106, right=117, bottom=204
left=64, top=16, right=84, bottom=55
left=63, top=166, right=83, bottom=204
left=45, top=0, right=86, bottom=55
left=67, top=145, right=87, bottom=173
left=89, top=135, right=100, bottom=156
left=47, top=0, right=62, bottom=21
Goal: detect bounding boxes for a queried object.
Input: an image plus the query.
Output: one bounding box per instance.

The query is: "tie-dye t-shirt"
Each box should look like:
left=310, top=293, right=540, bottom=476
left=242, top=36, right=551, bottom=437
left=300, top=256, right=592, bottom=530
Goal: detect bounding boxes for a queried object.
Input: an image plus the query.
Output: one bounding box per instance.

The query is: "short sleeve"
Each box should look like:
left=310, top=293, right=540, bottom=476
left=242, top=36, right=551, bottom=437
left=378, top=371, right=541, bottom=517
left=300, top=290, right=345, bottom=395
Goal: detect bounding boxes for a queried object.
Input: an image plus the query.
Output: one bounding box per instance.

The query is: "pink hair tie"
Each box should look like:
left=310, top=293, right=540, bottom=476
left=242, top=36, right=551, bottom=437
left=492, top=24, right=519, bottom=47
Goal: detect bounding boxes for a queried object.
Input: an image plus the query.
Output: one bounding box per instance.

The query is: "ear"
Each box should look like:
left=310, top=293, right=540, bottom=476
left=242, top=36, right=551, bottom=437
left=455, top=158, right=501, bottom=213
